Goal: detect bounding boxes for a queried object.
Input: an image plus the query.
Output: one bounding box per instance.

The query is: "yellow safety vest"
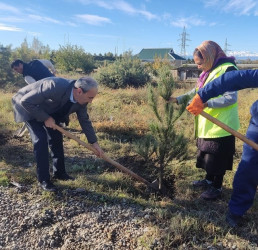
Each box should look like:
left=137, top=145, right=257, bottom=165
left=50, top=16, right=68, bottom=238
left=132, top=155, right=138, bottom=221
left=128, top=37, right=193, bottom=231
left=195, top=63, right=240, bottom=138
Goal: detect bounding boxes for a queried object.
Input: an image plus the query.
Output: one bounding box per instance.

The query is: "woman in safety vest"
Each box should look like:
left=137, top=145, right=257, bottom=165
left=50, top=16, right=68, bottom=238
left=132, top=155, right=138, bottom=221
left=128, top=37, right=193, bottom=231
left=169, top=40, right=240, bottom=200
left=187, top=69, right=258, bottom=227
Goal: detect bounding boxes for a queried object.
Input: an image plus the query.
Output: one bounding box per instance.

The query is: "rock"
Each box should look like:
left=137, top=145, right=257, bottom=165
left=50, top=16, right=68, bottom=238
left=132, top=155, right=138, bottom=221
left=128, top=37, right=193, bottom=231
left=37, top=240, right=44, bottom=247
left=144, top=214, right=150, bottom=219
left=75, top=188, right=86, bottom=193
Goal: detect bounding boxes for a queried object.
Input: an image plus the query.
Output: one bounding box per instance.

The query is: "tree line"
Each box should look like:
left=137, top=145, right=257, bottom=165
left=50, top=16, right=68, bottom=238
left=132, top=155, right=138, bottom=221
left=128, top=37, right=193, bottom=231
left=0, top=38, right=152, bottom=89
left=0, top=38, right=117, bottom=86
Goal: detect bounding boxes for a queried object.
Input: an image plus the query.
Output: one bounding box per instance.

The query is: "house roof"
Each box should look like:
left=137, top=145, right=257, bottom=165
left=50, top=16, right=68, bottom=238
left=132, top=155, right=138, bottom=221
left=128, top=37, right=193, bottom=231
left=170, top=52, right=186, bottom=60
left=137, top=48, right=186, bottom=61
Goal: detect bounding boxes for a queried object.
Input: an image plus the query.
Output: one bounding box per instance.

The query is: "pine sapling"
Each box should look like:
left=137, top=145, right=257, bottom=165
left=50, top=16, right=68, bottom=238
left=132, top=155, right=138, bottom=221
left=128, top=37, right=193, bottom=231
left=137, top=65, right=189, bottom=191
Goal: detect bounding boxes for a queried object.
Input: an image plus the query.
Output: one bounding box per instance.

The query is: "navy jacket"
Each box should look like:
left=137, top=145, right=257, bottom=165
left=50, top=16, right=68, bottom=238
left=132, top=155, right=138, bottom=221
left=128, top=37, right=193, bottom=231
left=23, top=60, right=54, bottom=81
left=198, top=70, right=258, bottom=103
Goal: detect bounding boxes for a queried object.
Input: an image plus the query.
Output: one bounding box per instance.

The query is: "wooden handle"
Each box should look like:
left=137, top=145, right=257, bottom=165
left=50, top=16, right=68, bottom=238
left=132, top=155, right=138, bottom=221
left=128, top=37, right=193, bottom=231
left=200, top=111, right=258, bottom=151
left=55, top=125, right=98, bottom=154
left=101, top=154, right=152, bottom=186
left=54, top=125, right=153, bottom=187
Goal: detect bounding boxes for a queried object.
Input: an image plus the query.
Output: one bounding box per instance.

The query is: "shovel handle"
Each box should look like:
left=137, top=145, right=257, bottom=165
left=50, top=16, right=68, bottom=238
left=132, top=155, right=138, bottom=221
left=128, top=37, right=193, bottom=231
left=54, top=125, right=153, bottom=187
left=200, top=111, right=258, bottom=151
left=54, top=125, right=98, bottom=154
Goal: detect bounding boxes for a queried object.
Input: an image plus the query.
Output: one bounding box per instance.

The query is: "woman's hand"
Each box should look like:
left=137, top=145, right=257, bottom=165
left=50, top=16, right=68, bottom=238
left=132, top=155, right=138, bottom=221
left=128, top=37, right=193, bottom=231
left=186, top=94, right=205, bottom=115
left=168, top=96, right=178, bottom=104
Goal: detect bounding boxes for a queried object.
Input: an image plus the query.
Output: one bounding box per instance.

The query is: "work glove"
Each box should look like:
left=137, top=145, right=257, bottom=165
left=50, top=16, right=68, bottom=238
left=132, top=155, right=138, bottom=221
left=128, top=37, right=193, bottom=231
left=186, top=94, right=205, bottom=116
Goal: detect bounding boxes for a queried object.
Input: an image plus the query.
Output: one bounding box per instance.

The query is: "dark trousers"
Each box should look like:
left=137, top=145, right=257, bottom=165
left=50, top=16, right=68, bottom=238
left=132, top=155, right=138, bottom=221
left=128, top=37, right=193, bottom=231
left=229, top=121, right=258, bottom=216
left=205, top=173, right=224, bottom=189
left=196, top=151, right=231, bottom=189
left=25, top=119, right=65, bottom=182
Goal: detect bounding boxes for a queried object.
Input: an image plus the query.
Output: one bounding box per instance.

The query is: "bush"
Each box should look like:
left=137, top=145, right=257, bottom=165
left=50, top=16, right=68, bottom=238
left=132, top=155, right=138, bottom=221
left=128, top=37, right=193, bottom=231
left=144, top=56, right=173, bottom=77
left=95, top=52, right=150, bottom=88
left=55, top=44, right=95, bottom=73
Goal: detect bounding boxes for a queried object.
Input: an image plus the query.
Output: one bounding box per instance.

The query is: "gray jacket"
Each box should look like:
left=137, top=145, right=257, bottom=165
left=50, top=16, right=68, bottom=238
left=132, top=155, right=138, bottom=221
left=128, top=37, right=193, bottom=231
left=12, top=77, right=97, bottom=144
left=176, top=87, right=237, bottom=108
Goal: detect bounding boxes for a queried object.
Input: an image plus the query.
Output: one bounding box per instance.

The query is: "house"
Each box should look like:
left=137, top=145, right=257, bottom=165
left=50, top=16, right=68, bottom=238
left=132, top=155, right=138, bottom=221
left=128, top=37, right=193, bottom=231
left=176, top=64, right=201, bottom=81
left=136, top=48, right=186, bottom=67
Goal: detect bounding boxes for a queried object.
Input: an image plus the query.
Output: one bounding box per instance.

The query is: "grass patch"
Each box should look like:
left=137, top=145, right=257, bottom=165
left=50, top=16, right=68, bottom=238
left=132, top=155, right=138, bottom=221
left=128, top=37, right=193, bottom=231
left=0, top=84, right=258, bottom=248
left=0, top=171, right=9, bottom=186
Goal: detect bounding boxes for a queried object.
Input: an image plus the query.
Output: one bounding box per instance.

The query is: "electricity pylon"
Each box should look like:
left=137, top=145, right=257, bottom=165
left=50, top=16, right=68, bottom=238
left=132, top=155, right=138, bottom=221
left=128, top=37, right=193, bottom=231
left=178, top=26, right=191, bottom=57
left=224, top=38, right=231, bottom=55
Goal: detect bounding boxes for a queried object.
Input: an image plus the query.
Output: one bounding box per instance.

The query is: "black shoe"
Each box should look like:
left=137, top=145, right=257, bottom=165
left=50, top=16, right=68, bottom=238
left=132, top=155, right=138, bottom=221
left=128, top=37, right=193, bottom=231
left=192, top=179, right=212, bottom=188
left=53, top=173, right=75, bottom=181
left=200, top=186, right=222, bottom=200
left=39, top=180, right=57, bottom=192
left=226, top=211, right=242, bottom=227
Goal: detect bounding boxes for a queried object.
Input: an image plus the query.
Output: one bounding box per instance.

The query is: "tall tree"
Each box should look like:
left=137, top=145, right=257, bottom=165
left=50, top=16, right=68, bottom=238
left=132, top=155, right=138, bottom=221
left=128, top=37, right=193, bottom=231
left=31, top=37, right=51, bottom=59
left=0, top=44, right=16, bottom=87
left=12, top=38, right=32, bottom=62
left=12, top=37, right=52, bottom=62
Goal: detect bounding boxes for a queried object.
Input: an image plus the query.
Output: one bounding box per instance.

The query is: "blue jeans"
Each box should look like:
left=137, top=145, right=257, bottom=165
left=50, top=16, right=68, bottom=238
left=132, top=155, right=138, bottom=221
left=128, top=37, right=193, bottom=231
left=229, top=119, right=258, bottom=215
left=25, top=119, right=65, bottom=182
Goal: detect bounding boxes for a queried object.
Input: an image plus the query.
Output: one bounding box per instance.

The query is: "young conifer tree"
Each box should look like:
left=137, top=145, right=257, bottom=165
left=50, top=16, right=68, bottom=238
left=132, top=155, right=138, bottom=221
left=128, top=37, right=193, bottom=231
left=147, top=65, right=188, bottom=190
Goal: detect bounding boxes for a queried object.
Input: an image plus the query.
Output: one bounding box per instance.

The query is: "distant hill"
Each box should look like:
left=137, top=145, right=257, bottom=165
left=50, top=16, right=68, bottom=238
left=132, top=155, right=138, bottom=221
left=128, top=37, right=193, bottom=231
left=184, top=55, right=258, bottom=61
left=234, top=56, right=258, bottom=61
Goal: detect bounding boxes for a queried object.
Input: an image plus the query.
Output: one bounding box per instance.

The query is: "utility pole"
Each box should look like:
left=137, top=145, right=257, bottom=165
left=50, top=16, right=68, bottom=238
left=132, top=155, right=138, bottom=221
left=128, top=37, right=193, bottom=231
left=224, top=38, right=231, bottom=55
left=178, top=26, right=190, bottom=57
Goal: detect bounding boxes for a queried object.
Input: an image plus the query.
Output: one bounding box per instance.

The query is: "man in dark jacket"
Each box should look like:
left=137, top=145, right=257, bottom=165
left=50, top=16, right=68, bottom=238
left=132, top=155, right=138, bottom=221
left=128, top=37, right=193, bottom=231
left=11, top=59, right=54, bottom=82
left=186, top=69, right=258, bottom=227
left=11, top=59, right=55, bottom=137
left=12, top=76, right=103, bottom=192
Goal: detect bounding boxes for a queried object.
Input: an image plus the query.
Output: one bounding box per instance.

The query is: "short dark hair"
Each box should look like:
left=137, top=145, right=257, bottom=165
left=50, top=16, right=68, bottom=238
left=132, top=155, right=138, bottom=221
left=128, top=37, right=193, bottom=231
left=11, top=59, right=24, bottom=69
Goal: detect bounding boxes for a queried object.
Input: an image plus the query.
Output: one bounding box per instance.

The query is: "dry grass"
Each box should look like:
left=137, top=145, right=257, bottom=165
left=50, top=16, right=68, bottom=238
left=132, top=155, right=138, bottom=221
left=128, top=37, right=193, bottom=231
left=0, top=83, right=258, bottom=249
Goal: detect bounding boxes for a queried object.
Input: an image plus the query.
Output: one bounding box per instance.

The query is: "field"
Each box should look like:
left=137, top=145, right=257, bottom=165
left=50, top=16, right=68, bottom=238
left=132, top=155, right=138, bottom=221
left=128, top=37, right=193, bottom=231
left=0, top=81, right=258, bottom=249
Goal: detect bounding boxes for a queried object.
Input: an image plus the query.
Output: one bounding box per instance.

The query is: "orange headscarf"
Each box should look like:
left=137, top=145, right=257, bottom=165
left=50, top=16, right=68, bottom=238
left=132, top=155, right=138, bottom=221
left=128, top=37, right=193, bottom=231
left=196, top=40, right=226, bottom=71
left=195, top=41, right=229, bottom=88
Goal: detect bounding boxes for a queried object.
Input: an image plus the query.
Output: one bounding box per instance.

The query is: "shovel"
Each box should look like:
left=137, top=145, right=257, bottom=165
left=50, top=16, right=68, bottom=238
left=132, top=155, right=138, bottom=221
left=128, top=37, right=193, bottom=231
left=54, top=124, right=168, bottom=194
left=200, top=111, right=258, bottom=151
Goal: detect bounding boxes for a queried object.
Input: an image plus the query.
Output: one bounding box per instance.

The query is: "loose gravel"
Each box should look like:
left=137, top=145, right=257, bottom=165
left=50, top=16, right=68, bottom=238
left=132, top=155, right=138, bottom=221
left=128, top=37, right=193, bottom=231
left=0, top=186, right=161, bottom=250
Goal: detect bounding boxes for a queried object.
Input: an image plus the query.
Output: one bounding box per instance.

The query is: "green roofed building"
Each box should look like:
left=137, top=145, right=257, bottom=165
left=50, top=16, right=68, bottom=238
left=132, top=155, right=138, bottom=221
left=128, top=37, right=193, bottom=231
left=136, top=48, right=186, bottom=66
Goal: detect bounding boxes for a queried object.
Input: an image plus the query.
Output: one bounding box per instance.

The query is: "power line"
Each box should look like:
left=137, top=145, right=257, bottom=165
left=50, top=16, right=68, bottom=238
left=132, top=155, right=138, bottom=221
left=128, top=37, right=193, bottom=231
left=178, top=26, right=191, bottom=57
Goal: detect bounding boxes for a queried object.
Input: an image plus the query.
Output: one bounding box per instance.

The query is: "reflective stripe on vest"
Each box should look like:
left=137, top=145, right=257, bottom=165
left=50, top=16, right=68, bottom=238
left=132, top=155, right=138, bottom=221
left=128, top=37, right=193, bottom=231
left=195, top=63, right=240, bottom=138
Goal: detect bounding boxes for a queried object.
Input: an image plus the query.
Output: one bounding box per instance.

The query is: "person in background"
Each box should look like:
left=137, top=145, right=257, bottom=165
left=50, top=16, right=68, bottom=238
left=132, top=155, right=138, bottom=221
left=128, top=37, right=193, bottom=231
left=12, top=76, right=103, bottom=192
left=11, top=59, right=55, bottom=84
left=187, top=69, right=258, bottom=227
left=169, top=40, right=240, bottom=200
left=11, top=59, right=55, bottom=137
left=21, top=59, right=57, bottom=83
left=38, top=59, right=57, bottom=75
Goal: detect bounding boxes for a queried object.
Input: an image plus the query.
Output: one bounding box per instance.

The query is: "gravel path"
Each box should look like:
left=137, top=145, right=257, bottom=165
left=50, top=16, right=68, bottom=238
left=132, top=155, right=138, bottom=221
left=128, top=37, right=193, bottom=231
left=0, top=186, right=161, bottom=250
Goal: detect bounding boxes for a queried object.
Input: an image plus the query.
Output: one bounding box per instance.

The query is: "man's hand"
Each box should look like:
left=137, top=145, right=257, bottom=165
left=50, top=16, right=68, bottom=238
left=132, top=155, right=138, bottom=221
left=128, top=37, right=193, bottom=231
left=91, top=142, right=104, bottom=157
left=44, top=116, right=56, bottom=129
left=186, top=94, right=205, bottom=115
